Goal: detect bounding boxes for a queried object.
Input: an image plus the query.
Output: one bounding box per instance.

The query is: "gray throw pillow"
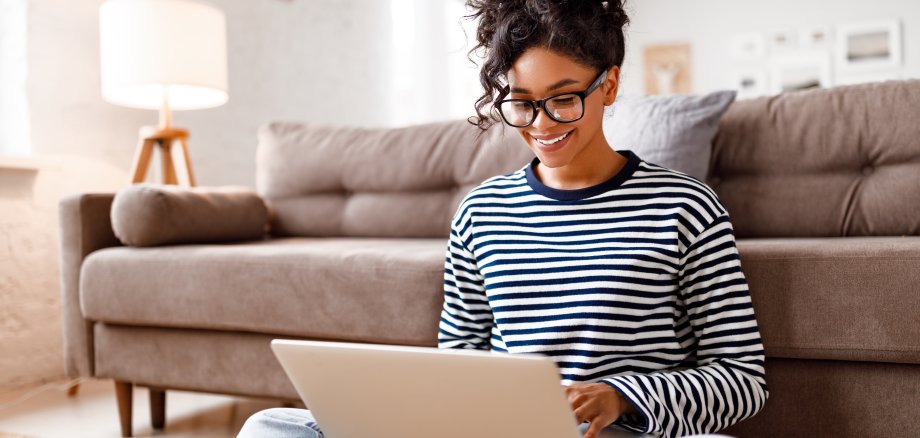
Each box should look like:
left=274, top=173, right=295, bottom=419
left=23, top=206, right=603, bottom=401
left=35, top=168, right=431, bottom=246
left=602, top=90, right=737, bottom=181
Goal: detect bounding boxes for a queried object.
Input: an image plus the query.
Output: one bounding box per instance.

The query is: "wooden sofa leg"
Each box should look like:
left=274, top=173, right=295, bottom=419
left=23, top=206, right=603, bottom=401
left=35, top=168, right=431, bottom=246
left=114, top=380, right=133, bottom=437
left=150, top=388, right=166, bottom=430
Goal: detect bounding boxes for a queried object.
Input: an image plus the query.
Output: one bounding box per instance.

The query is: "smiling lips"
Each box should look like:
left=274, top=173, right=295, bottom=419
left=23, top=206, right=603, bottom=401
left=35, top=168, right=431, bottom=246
left=531, top=129, right=573, bottom=153
left=533, top=131, right=571, bottom=145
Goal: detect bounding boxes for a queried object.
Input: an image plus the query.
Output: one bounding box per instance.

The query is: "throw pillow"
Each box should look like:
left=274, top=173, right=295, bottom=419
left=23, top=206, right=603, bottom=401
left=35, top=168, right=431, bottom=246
left=111, top=184, right=269, bottom=247
left=602, top=90, right=737, bottom=181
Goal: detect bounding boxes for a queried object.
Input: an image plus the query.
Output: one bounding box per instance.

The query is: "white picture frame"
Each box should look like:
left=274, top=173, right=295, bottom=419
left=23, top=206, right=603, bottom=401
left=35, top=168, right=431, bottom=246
left=729, top=33, right=766, bottom=62
left=836, top=20, right=902, bottom=71
left=769, top=52, right=833, bottom=95
left=768, top=29, right=798, bottom=53
left=800, top=25, right=832, bottom=49
left=731, top=68, right=769, bottom=100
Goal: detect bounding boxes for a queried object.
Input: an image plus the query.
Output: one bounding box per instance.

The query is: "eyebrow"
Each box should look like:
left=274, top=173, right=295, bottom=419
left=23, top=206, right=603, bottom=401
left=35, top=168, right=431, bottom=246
left=509, top=78, right=581, bottom=94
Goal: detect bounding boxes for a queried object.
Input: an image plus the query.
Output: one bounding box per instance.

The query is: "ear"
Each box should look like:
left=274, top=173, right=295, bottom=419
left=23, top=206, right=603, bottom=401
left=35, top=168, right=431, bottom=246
left=602, top=66, right=621, bottom=106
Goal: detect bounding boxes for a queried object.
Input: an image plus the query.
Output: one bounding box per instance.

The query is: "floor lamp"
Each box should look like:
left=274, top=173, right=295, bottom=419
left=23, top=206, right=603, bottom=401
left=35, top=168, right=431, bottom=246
left=99, top=0, right=228, bottom=187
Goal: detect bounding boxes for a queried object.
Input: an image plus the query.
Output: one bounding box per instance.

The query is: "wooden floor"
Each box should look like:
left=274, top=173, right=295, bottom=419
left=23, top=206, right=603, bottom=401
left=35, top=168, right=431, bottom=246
left=0, top=379, right=283, bottom=438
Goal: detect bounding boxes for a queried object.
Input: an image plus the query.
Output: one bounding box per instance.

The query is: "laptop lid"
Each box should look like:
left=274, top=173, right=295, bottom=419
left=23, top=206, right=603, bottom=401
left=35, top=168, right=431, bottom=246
left=270, top=339, right=582, bottom=438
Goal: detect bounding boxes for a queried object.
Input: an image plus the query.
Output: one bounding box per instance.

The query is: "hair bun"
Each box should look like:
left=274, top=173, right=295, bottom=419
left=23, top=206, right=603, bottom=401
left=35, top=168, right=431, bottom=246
left=603, top=1, right=630, bottom=28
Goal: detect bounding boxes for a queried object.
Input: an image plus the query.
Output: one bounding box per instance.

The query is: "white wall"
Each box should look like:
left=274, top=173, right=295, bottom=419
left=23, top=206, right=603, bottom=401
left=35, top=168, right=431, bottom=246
left=388, top=0, right=482, bottom=127
left=620, top=0, right=920, bottom=95
left=0, top=157, right=124, bottom=391
left=0, top=0, right=30, bottom=155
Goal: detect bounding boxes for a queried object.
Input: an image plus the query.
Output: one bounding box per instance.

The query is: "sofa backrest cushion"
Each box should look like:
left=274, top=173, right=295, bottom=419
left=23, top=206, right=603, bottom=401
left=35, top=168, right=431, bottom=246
left=709, top=79, right=920, bottom=238
left=256, top=120, right=531, bottom=237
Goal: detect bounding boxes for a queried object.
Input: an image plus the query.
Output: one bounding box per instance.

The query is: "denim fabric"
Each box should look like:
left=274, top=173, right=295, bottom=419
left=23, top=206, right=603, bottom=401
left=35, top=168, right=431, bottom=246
left=237, top=408, right=324, bottom=438
left=237, top=407, right=657, bottom=437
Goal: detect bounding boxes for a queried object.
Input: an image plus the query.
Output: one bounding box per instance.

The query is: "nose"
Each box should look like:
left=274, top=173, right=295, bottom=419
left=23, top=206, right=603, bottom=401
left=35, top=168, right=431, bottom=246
left=530, top=106, right=558, bottom=131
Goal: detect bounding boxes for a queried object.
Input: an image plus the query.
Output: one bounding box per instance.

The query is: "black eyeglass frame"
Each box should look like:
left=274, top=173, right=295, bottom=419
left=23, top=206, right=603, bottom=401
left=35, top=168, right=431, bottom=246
left=495, top=68, right=609, bottom=128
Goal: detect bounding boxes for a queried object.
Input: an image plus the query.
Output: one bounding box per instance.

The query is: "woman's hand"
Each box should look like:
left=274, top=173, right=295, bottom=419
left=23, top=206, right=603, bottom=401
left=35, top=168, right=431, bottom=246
left=564, top=382, right=635, bottom=438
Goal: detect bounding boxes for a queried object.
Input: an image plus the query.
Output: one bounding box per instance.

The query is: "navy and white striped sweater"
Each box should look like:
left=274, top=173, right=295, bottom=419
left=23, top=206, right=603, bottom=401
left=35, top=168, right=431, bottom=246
left=438, top=150, right=768, bottom=438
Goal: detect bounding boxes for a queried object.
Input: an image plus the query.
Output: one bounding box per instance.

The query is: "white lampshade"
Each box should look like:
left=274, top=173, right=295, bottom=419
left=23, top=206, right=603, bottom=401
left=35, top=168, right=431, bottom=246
left=99, top=0, right=228, bottom=110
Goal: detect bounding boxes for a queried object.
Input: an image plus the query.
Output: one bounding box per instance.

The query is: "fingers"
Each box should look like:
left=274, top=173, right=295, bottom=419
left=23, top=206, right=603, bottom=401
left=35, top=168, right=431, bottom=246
left=573, top=405, right=592, bottom=424
left=570, top=387, right=593, bottom=424
left=583, top=420, right=604, bottom=438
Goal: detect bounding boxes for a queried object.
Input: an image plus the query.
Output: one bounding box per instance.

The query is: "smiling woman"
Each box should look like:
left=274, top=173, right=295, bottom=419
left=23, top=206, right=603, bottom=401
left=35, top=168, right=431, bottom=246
left=438, top=1, right=770, bottom=437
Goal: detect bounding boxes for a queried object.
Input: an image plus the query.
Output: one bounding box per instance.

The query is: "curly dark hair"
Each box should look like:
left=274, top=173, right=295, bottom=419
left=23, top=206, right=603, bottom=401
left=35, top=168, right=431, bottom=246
left=465, top=0, right=630, bottom=130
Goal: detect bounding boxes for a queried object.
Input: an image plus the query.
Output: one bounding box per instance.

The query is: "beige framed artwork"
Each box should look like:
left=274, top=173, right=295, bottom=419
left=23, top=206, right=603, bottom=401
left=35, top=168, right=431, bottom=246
left=643, top=43, right=692, bottom=95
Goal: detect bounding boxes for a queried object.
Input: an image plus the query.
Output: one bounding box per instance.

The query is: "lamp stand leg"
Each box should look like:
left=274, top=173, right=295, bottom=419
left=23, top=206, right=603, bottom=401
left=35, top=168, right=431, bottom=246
left=177, top=137, right=196, bottom=186
left=169, top=137, right=195, bottom=187
left=160, top=139, right=178, bottom=184
left=128, top=126, right=195, bottom=187
left=130, top=138, right=155, bottom=184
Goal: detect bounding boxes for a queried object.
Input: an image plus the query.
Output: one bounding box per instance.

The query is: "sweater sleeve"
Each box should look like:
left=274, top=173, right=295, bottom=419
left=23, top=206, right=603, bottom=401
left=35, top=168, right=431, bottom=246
left=437, top=222, right=493, bottom=351
left=600, top=213, right=769, bottom=437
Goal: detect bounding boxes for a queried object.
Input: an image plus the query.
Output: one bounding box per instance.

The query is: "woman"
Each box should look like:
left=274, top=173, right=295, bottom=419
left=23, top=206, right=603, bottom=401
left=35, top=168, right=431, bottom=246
left=239, top=1, right=768, bottom=437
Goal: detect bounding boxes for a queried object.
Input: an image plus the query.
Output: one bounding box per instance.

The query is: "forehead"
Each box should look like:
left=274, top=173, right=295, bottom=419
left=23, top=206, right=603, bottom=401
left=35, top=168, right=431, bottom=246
left=506, top=47, right=595, bottom=91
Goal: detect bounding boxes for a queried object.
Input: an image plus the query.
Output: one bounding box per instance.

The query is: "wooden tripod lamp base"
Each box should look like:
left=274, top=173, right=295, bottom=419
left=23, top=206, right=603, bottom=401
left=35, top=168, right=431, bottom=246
left=130, top=126, right=196, bottom=186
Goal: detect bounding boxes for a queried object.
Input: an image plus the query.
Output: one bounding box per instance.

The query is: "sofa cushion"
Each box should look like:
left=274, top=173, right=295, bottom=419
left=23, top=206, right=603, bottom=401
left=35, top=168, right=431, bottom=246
left=80, top=237, right=447, bottom=346
left=738, top=236, right=920, bottom=365
left=111, top=184, right=269, bottom=247
left=256, top=120, right=532, bottom=238
left=710, top=79, right=920, bottom=238
left=81, top=235, right=920, bottom=365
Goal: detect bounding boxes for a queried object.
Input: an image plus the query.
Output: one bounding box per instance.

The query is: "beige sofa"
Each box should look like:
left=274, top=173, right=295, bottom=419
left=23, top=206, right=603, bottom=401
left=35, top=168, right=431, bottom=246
left=59, top=80, right=920, bottom=437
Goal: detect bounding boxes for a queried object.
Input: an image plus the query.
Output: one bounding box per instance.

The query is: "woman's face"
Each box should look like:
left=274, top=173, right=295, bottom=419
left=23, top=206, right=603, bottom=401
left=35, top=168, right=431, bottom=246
left=505, top=47, right=619, bottom=169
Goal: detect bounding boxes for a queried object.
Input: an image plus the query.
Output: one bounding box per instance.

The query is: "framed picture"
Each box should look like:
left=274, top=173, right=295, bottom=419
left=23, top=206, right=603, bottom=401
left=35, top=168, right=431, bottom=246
left=729, top=33, right=766, bottom=61
left=836, top=20, right=902, bottom=71
left=769, top=52, right=832, bottom=95
left=731, top=68, right=768, bottom=100
left=643, top=43, right=692, bottom=95
left=800, top=25, right=832, bottom=48
left=768, top=29, right=798, bottom=53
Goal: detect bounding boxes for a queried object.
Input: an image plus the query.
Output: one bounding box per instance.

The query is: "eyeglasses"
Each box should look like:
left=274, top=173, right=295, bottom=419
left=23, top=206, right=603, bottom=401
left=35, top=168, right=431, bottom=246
left=495, top=69, right=608, bottom=128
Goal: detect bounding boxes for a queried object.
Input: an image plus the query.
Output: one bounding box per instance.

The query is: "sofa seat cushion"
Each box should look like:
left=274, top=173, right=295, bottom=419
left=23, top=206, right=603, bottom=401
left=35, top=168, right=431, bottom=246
left=737, top=236, right=920, bottom=365
left=80, top=237, right=448, bottom=346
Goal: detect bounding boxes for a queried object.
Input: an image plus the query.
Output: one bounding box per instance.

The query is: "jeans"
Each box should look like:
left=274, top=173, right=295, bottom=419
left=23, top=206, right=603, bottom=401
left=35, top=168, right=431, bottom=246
left=237, top=407, right=655, bottom=438
left=237, top=408, right=325, bottom=438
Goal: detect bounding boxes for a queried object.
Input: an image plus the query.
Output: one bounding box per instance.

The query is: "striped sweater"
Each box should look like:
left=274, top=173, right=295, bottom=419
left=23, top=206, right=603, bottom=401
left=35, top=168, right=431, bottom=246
left=438, top=150, right=768, bottom=438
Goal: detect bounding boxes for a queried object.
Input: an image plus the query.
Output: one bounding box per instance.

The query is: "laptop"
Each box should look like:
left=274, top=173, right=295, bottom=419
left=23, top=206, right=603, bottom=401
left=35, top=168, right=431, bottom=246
left=271, top=339, right=653, bottom=438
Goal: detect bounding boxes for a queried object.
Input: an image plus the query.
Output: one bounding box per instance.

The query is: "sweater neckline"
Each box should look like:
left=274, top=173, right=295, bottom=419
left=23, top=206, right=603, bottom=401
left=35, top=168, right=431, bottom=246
left=524, top=150, right=641, bottom=201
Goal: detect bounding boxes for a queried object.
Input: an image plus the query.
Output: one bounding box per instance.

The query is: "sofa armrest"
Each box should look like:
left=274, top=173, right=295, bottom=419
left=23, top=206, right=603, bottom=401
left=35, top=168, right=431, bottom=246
left=58, top=193, right=122, bottom=377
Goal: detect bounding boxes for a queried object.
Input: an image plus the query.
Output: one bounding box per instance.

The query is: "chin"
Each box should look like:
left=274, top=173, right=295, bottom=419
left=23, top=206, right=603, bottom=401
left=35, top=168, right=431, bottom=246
left=534, top=152, right=570, bottom=168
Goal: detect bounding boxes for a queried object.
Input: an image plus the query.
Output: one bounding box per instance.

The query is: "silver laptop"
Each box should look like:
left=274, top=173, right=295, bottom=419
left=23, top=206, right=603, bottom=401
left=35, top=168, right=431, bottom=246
left=271, top=339, right=652, bottom=438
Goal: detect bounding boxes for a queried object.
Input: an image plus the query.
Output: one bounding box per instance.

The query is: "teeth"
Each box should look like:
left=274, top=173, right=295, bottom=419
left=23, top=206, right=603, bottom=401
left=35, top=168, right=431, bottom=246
left=536, top=131, right=570, bottom=145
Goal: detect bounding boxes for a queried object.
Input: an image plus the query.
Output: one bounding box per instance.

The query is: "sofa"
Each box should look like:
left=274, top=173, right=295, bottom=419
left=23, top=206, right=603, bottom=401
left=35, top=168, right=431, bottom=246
left=59, top=79, right=920, bottom=437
